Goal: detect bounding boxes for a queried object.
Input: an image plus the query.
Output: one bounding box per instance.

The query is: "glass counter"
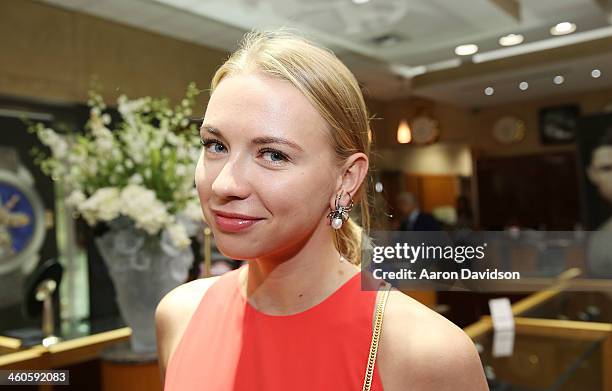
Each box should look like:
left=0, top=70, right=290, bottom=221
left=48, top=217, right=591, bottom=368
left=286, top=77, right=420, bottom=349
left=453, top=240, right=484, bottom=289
left=466, top=277, right=612, bottom=391
left=474, top=330, right=604, bottom=390
left=520, top=291, right=612, bottom=323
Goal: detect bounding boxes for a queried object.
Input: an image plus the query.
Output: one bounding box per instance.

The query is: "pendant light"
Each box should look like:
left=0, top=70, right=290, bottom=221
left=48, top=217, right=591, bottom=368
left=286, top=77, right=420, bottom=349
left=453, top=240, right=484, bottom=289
left=397, top=119, right=412, bottom=144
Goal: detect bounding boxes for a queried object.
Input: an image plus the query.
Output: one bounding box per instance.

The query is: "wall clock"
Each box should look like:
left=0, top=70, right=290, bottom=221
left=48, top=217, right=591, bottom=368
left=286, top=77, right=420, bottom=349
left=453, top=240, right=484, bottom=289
left=493, top=116, right=526, bottom=144
left=411, top=115, right=440, bottom=144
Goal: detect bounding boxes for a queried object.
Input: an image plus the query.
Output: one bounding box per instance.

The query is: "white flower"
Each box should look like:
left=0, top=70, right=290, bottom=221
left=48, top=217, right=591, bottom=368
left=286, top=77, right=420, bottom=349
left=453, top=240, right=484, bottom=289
left=182, top=199, right=203, bottom=222
left=78, top=187, right=121, bottom=225
left=91, top=123, right=112, bottom=139
left=85, top=160, right=98, bottom=176
left=91, top=123, right=114, bottom=154
left=111, top=149, right=122, bottom=161
left=65, top=190, right=86, bottom=208
left=122, top=127, right=148, bottom=164
left=96, top=138, right=114, bottom=153
left=118, top=97, right=148, bottom=116
left=39, top=128, right=68, bottom=159
left=128, top=173, right=143, bottom=185
left=175, top=164, right=187, bottom=177
left=120, top=185, right=170, bottom=234
left=165, top=223, right=190, bottom=249
left=67, top=166, right=82, bottom=182
left=166, top=132, right=179, bottom=146
left=68, top=151, right=86, bottom=166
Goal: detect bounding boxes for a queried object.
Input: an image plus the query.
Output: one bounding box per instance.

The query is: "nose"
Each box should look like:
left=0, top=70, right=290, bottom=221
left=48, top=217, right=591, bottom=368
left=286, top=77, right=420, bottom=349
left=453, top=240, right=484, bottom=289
left=210, top=154, right=251, bottom=200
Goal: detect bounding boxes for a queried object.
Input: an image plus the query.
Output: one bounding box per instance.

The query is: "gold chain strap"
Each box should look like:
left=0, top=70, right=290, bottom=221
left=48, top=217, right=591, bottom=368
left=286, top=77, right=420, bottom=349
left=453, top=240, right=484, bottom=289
left=362, top=282, right=391, bottom=391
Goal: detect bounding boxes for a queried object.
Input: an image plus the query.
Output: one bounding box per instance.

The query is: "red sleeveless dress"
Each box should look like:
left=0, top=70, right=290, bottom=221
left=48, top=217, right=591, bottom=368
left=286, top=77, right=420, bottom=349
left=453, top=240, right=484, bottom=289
left=164, top=267, right=385, bottom=390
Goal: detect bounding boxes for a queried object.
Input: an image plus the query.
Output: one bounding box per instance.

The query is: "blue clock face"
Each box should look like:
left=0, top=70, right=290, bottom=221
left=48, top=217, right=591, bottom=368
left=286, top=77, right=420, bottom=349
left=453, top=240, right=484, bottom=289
left=0, top=182, right=36, bottom=256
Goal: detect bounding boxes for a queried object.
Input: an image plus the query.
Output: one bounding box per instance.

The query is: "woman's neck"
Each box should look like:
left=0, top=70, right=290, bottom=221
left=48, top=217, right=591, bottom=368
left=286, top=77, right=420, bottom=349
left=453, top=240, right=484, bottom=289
left=238, top=239, right=360, bottom=316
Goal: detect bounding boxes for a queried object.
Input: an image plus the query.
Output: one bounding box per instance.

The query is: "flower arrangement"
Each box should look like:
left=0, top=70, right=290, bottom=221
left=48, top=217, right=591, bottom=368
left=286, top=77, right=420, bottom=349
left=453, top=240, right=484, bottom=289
left=30, top=83, right=204, bottom=249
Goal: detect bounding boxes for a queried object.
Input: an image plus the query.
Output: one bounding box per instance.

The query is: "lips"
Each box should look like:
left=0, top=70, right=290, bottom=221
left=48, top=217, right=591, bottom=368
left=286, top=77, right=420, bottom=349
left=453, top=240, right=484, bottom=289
left=211, top=209, right=264, bottom=233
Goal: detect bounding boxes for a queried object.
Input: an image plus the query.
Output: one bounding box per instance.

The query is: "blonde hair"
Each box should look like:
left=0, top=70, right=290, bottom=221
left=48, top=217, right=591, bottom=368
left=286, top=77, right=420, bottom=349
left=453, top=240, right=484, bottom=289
left=210, top=29, right=373, bottom=265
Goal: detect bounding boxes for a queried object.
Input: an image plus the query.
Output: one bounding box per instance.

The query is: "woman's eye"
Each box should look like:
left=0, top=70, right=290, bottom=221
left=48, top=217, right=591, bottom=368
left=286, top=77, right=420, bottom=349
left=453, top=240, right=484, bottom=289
left=199, top=139, right=288, bottom=165
left=261, top=149, right=289, bottom=164
left=200, top=138, right=226, bottom=154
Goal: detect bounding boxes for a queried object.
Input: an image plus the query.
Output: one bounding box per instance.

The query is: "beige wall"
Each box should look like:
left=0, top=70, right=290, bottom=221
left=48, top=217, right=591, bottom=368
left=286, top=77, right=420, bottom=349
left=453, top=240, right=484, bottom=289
left=371, top=86, right=612, bottom=158
left=374, top=144, right=473, bottom=176
left=469, top=87, right=612, bottom=156
left=0, top=0, right=228, bottom=108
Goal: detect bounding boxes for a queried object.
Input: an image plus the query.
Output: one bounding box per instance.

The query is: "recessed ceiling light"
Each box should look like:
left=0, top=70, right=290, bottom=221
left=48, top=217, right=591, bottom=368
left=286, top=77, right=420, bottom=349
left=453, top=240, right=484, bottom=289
left=592, top=69, right=602, bottom=78
left=455, top=44, right=479, bottom=56
left=550, top=22, right=576, bottom=36
left=352, top=0, right=370, bottom=4
left=519, top=81, right=529, bottom=91
left=484, top=87, right=495, bottom=96
left=371, top=33, right=402, bottom=47
left=553, top=75, right=564, bottom=85
left=499, top=34, right=524, bottom=46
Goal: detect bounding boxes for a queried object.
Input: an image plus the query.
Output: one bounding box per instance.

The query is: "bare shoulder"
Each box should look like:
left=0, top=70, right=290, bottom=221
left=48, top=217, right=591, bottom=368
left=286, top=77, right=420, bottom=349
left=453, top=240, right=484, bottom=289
left=377, top=290, right=488, bottom=391
left=155, top=276, right=221, bottom=383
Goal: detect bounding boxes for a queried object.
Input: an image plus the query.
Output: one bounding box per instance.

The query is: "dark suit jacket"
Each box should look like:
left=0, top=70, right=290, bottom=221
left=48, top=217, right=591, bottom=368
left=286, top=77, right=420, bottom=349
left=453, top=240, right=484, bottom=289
left=399, top=212, right=441, bottom=231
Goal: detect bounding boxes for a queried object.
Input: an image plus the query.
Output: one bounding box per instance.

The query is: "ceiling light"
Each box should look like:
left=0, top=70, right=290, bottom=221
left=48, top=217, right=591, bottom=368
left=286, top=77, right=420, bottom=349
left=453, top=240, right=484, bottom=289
left=519, top=81, right=529, bottom=91
left=553, top=75, right=564, bottom=85
left=592, top=69, right=602, bottom=78
left=352, top=0, right=371, bottom=4
left=372, top=33, right=401, bottom=46
left=474, top=25, right=612, bottom=63
left=455, top=44, right=479, bottom=56
left=550, top=22, right=576, bottom=36
left=499, top=34, right=524, bottom=46
left=484, top=87, right=495, bottom=96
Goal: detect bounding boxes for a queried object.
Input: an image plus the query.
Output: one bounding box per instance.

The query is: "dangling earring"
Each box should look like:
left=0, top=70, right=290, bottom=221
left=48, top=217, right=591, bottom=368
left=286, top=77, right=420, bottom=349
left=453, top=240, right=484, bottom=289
left=327, top=190, right=354, bottom=230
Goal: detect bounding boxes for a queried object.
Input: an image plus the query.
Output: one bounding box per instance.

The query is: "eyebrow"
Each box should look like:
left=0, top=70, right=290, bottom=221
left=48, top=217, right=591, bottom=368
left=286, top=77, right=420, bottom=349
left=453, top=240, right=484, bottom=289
left=201, top=124, right=304, bottom=152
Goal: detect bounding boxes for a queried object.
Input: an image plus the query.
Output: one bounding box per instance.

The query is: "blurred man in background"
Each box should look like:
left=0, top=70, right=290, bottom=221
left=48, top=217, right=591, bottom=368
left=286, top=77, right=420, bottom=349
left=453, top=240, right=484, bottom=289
left=397, top=192, right=441, bottom=231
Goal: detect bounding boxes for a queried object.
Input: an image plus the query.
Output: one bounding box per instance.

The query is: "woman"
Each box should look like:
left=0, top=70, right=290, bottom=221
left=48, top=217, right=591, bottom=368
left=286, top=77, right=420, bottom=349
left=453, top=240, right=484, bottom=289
left=156, top=30, right=487, bottom=390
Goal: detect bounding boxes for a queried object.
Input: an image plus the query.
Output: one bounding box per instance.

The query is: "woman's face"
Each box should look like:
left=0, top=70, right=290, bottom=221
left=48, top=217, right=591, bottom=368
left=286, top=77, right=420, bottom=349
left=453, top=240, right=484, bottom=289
left=195, top=72, right=339, bottom=260
left=589, top=145, right=612, bottom=204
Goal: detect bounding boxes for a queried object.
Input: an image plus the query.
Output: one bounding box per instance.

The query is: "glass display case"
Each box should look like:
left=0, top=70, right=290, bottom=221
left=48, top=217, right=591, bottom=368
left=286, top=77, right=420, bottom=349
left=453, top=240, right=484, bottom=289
left=465, top=278, right=612, bottom=391
left=0, top=317, right=129, bottom=370
left=475, top=331, right=604, bottom=390
left=520, top=291, right=612, bottom=324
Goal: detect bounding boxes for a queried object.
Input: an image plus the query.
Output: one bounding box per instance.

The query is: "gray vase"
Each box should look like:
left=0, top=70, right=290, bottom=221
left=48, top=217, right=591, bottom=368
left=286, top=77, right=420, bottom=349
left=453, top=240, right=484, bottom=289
left=95, top=217, right=193, bottom=354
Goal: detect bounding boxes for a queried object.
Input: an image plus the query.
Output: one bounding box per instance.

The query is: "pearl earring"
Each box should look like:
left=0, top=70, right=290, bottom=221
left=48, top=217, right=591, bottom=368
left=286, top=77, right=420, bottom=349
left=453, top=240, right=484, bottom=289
left=327, top=190, right=354, bottom=230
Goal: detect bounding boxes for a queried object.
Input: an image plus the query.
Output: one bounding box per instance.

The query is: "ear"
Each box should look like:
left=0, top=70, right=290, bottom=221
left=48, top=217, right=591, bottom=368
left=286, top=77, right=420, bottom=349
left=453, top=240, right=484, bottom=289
left=329, top=152, right=369, bottom=209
